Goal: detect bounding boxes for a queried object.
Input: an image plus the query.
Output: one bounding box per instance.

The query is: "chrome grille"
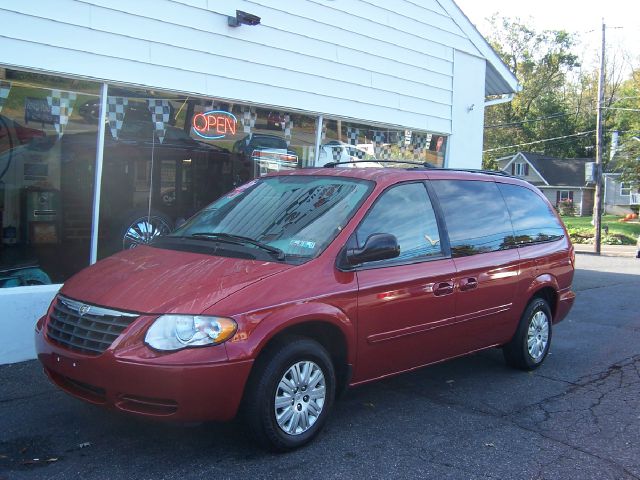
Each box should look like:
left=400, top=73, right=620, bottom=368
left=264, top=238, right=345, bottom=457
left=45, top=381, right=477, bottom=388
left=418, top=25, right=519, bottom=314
left=46, top=296, right=139, bottom=355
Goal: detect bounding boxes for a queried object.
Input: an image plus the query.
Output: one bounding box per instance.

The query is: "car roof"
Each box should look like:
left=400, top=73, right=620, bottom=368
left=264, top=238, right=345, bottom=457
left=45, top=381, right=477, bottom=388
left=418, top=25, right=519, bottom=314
left=268, top=167, right=535, bottom=190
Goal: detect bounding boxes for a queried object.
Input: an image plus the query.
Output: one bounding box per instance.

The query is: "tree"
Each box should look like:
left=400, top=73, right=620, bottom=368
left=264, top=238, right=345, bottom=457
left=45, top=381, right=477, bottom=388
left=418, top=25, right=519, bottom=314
left=610, top=68, right=640, bottom=187
left=482, top=17, right=583, bottom=167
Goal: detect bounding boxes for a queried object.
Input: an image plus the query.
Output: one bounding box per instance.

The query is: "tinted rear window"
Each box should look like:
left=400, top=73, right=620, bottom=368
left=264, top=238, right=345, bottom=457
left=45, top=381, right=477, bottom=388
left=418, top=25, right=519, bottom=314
left=431, top=180, right=514, bottom=257
left=497, top=183, right=565, bottom=245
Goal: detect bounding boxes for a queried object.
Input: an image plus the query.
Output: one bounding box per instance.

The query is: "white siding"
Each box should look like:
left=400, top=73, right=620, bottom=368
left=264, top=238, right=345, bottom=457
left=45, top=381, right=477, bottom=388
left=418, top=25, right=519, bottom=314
left=0, top=0, right=490, bottom=134
left=448, top=50, right=485, bottom=167
left=604, top=175, right=634, bottom=215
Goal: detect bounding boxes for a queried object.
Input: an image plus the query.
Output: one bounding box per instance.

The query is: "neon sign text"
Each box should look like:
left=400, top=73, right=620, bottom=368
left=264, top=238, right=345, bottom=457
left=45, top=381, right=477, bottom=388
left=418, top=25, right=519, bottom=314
left=192, top=110, right=237, bottom=139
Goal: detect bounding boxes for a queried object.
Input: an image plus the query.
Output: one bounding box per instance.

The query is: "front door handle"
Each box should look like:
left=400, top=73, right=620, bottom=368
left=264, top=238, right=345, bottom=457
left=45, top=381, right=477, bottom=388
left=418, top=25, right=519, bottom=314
left=433, top=281, right=454, bottom=296
left=459, top=277, right=478, bottom=292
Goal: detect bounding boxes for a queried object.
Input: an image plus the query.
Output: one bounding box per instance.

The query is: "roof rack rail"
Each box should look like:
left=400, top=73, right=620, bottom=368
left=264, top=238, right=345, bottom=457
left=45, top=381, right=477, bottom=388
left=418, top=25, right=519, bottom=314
left=320, top=161, right=512, bottom=178
left=437, top=168, right=513, bottom=177
left=322, top=160, right=436, bottom=168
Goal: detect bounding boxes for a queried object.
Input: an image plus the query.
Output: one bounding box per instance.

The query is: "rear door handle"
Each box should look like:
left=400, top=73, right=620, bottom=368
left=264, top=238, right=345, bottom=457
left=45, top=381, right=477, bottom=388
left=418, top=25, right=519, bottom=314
left=459, top=277, right=478, bottom=292
left=433, top=281, right=454, bottom=296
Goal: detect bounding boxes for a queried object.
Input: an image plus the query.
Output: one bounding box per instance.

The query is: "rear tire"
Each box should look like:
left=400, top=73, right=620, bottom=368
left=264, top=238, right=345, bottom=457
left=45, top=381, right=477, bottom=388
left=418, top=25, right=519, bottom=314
left=244, top=337, right=335, bottom=451
left=503, top=297, right=552, bottom=370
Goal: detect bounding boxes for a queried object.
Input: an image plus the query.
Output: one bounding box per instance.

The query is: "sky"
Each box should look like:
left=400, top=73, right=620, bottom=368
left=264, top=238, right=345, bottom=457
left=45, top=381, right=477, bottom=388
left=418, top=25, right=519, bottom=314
left=454, top=0, right=640, bottom=73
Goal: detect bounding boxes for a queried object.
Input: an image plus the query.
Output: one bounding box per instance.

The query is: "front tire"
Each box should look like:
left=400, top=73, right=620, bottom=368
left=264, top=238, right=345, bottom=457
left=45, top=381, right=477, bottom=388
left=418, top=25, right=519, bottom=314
left=503, top=297, right=552, bottom=370
left=244, top=337, right=335, bottom=451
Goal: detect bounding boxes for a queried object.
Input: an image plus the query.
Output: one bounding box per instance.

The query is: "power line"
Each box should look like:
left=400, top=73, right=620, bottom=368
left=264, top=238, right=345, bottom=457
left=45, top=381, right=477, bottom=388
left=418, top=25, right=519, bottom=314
left=484, top=111, right=580, bottom=129
left=603, top=107, right=640, bottom=112
left=483, top=137, right=596, bottom=159
left=482, top=130, right=596, bottom=152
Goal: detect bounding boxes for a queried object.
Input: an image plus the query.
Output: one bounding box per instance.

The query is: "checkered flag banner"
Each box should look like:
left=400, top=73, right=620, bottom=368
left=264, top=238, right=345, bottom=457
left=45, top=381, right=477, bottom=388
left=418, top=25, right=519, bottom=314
left=281, top=114, right=293, bottom=146
left=380, top=144, right=392, bottom=160
left=194, top=100, right=218, bottom=115
left=0, top=81, right=11, bottom=113
left=107, top=96, right=128, bottom=139
left=373, top=131, right=385, bottom=158
left=346, top=127, right=359, bottom=146
left=242, top=106, right=256, bottom=134
left=351, top=147, right=366, bottom=159
left=397, top=130, right=408, bottom=156
left=412, top=134, right=428, bottom=160
left=47, top=89, right=77, bottom=137
left=330, top=146, right=341, bottom=161
left=147, top=99, right=170, bottom=144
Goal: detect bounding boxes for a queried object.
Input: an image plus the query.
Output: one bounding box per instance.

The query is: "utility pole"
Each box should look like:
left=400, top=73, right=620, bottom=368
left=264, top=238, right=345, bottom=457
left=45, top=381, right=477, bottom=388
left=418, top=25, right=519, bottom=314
left=593, top=19, right=606, bottom=255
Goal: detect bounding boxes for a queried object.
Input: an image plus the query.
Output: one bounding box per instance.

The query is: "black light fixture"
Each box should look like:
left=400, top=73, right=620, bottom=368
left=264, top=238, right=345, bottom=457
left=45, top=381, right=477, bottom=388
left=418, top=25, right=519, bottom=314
left=228, top=10, right=261, bottom=27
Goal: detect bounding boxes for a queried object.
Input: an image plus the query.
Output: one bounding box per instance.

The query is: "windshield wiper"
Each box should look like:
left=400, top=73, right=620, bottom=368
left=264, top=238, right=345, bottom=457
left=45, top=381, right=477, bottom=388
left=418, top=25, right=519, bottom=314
left=189, top=232, right=285, bottom=260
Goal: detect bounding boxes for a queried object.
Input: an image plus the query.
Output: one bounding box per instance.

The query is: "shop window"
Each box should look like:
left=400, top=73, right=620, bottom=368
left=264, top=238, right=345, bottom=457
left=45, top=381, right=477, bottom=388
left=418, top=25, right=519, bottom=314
left=224, top=105, right=316, bottom=180
left=319, top=119, right=445, bottom=168
left=97, top=89, right=317, bottom=258
left=0, top=68, right=100, bottom=287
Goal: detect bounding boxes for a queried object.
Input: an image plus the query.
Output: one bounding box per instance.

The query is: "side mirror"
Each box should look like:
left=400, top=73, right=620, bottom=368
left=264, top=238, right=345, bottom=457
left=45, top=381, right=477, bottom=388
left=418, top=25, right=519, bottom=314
left=346, top=233, right=400, bottom=265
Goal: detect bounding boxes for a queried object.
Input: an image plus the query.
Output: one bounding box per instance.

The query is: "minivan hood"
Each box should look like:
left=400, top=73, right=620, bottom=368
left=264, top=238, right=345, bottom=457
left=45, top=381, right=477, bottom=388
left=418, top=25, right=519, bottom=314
left=60, top=246, right=293, bottom=314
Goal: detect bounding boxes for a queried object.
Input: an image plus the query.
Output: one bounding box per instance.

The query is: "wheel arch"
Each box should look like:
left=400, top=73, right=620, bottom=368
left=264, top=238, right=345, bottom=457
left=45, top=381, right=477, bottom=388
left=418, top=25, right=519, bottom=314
left=241, top=312, right=354, bottom=398
left=526, top=274, right=559, bottom=321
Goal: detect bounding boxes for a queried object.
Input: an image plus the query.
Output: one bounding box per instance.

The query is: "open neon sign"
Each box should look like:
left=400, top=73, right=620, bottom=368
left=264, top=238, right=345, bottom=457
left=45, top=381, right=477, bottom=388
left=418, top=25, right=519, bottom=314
left=192, top=110, right=238, bottom=140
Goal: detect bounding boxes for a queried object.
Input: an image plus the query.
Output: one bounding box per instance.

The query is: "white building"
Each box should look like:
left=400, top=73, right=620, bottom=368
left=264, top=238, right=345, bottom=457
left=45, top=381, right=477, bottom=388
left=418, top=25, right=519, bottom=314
left=0, top=0, right=518, bottom=363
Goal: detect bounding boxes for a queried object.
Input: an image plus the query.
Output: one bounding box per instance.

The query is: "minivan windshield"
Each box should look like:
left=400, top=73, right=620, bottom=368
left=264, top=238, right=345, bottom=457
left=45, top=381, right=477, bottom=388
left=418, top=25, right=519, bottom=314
left=167, top=175, right=373, bottom=263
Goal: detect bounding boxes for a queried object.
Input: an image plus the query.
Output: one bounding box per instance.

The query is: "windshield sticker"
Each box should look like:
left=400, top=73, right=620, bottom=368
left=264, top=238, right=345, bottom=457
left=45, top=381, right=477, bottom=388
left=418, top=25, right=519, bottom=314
left=290, top=240, right=316, bottom=250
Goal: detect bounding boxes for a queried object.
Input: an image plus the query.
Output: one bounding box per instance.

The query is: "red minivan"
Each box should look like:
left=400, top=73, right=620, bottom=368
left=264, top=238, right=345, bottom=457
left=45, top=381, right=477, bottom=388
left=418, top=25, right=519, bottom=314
left=35, top=167, right=575, bottom=450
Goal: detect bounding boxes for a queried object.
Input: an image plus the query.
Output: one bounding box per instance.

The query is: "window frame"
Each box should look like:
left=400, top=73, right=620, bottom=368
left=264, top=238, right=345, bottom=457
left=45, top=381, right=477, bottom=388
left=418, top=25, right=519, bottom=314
left=559, top=190, right=572, bottom=202
left=620, top=183, right=631, bottom=196
left=498, top=182, right=566, bottom=248
left=337, top=180, right=450, bottom=272
left=430, top=178, right=517, bottom=258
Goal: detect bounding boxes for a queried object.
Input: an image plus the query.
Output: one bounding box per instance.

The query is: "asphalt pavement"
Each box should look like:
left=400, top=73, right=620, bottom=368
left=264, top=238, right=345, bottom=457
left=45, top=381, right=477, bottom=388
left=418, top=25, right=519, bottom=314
left=1, top=254, right=639, bottom=480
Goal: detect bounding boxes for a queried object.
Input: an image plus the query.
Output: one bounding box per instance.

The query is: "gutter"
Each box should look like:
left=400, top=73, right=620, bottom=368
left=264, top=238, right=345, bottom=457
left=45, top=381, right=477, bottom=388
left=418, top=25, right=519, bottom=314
left=485, top=94, right=515, bottom=107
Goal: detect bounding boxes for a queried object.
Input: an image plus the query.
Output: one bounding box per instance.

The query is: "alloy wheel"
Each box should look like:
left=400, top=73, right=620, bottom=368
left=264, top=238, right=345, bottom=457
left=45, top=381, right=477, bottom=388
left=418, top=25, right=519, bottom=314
left=527, top=311, right=550, bottom=361
left=123, top=216, right=172, bottom=249
left=274, top=361, right=326, bottom=436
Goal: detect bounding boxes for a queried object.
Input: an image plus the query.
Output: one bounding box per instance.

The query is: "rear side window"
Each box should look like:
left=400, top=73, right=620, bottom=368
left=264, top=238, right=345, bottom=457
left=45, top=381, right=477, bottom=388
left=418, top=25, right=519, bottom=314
left=356, top=182, right=443, bottom=263
left=431, top=180, right=514, bottom=257
left=497, top=183, right=565, bottom=245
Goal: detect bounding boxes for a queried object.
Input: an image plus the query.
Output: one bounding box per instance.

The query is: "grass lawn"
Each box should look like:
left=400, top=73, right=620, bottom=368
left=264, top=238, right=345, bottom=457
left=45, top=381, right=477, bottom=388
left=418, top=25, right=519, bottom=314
left=561, top=215, right=640, bottom=245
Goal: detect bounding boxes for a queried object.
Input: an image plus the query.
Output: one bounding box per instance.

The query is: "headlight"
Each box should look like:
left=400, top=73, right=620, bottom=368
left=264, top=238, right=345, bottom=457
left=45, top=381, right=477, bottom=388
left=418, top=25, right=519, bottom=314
left=145, top=315, right=237, bottom=351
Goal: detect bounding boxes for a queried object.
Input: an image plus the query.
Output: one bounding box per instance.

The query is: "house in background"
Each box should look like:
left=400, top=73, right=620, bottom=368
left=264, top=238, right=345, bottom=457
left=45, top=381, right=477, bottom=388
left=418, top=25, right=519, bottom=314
left=603, top=173, right=640, bottom=215
left=496, top=152, right=595, bottom=216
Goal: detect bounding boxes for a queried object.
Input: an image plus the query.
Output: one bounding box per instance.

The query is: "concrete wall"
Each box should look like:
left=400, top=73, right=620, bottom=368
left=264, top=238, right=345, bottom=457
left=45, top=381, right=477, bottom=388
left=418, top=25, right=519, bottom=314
left=0, top=284, right=59, bottom=364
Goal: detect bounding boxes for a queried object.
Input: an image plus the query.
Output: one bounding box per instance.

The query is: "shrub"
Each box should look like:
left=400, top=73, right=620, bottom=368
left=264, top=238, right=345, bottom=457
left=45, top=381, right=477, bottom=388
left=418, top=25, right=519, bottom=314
left=558, top=199, right=576, bottom=216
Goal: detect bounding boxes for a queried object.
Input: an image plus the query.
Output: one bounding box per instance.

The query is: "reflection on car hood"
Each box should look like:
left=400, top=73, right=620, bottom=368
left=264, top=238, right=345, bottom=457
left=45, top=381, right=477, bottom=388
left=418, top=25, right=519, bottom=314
left=60, top=246, right=292, bottom=314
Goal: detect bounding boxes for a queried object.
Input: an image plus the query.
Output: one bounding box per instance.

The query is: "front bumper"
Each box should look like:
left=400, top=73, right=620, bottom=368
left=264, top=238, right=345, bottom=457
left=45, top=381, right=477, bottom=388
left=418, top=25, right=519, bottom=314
left=35, top=319, right=253, bottom=422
